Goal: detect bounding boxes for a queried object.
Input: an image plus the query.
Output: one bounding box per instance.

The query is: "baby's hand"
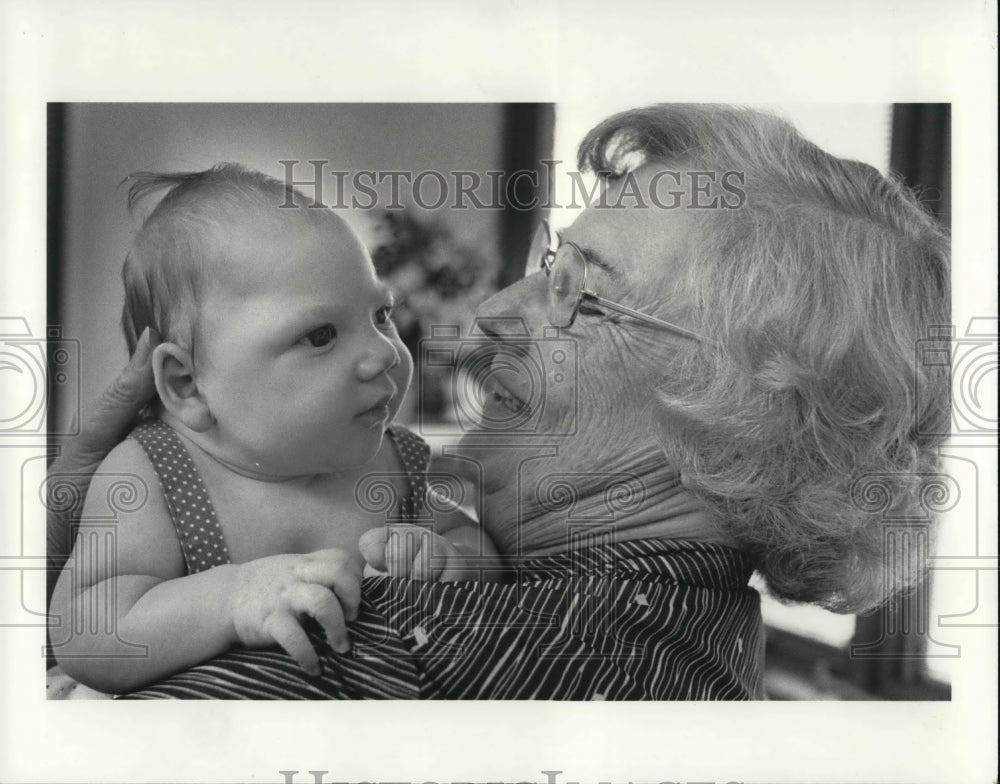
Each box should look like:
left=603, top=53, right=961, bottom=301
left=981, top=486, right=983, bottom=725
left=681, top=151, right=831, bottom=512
left=358, top=525, right=462, bottom=582
left=229, top=549, right=362, bottom=676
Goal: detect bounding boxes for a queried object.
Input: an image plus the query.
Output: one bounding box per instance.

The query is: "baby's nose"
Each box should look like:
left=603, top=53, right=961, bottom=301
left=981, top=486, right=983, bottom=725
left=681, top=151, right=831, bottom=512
left=357, top=336, right=400, bottom=380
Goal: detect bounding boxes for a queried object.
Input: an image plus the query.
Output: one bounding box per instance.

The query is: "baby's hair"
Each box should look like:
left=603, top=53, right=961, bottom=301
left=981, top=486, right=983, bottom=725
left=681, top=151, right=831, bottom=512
left=120, top=162, right=317, bottom=357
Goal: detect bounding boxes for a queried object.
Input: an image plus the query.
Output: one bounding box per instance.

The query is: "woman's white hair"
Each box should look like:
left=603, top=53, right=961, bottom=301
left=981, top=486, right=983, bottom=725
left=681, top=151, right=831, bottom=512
left=580, top=105, right=951, bottom=613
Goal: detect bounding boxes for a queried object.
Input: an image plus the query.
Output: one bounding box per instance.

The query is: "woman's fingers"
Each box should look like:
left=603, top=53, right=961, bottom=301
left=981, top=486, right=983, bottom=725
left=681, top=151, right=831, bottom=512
left=63, top=327, right=159, bottom=472
left=387, top=528, right=433, bottom=578
left=385, top=530, right=413, bottom=578
left=386, top=527, right=438, bottom=580
left=357, top=527, right=389, bottom=572
left=361, top=526, right=442, bottom=580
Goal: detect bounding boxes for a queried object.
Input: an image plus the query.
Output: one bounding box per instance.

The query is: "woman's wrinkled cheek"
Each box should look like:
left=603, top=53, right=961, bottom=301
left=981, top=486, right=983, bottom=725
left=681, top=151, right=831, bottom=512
left=585, top=328, right=647, bottom=402
left=569, top=328, right=670, bottom=454
left=571, top=374, right=634, bottom=459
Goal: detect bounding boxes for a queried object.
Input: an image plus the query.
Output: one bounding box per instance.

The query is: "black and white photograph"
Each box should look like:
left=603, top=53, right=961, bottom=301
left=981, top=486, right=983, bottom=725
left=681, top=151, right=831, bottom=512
left=1, top=2, right=996, bottom=783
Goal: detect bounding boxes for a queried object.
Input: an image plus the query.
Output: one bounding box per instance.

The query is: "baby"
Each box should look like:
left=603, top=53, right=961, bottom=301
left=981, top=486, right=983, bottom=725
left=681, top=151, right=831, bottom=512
left=50, top=164, right=494, bottom=694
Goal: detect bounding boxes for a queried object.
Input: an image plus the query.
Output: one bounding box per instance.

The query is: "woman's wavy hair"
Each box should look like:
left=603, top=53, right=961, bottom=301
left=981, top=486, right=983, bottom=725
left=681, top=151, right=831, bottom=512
left=579, top=105, right=951, bottom=613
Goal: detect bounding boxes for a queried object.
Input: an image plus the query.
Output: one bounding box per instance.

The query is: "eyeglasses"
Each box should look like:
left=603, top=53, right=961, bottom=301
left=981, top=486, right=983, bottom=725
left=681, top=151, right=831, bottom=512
left=527, top=220, right=706, bottom=342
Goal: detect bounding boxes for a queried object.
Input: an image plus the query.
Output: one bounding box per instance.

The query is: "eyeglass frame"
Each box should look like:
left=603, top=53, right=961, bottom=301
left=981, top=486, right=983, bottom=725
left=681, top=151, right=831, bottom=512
left=530, top=220, right=707, bottom=343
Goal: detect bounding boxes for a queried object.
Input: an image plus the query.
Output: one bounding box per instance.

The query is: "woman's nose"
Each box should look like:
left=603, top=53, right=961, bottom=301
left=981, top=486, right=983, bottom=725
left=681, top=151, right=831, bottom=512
left=356, top=333, right=401, bottom=381
left=473, top=273, right=548, bottom=340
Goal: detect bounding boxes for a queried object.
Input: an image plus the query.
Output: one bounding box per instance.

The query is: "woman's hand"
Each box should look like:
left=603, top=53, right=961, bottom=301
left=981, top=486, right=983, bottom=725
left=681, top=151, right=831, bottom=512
left=47, top=327, right=159, bottom=599
left=358, top=524, right=465, bottom=582
left=230, top=549, right=363, bottom=676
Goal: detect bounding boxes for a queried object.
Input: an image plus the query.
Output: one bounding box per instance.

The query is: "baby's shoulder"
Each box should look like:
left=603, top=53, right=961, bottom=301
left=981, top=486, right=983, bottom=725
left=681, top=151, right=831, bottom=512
left=77, top=428, right=186, bottom=582
left=101, top=430, right=156, bottom=467
left=81, top=435, right=161, bottom=513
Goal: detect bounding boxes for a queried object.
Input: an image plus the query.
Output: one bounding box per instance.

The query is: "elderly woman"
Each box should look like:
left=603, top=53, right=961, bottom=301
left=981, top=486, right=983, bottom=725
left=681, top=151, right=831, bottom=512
left=46, top=104, right=950, bottom=699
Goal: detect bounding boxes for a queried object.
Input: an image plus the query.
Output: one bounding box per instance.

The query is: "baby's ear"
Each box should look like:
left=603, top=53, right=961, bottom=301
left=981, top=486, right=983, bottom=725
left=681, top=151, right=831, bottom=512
left=151, top=343, right=214, bottom=431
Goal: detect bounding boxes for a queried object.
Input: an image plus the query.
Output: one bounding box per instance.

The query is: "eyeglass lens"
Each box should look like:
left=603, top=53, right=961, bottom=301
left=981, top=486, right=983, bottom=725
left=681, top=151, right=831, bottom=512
left=525, top=221, right=586, bottom=328
left=525, top=222, right=551, bottom=279
left=548, top=246, right=586, bottom=328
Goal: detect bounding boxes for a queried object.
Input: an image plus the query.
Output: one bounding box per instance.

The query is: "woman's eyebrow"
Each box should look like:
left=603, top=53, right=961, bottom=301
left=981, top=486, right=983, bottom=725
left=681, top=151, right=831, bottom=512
left=556, top=228, right=621, bottom=279
left=574, top=243, right=622, bottom=280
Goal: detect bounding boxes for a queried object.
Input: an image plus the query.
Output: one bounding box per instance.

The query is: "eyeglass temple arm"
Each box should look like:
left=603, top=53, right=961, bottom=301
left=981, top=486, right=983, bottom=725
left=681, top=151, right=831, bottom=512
left=586, top=292, right=706, bottom=343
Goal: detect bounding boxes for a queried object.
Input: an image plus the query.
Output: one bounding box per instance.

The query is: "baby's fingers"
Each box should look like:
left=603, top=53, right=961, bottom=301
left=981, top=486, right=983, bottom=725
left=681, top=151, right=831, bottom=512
left=263, top=612, right=321, bottom=677
left=287, top=582, right=350, bottom=654
left=295, top=551, right=362, bottom=621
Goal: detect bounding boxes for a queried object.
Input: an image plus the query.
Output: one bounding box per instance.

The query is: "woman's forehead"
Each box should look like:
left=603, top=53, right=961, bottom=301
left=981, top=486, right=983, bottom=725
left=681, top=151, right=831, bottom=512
left=563, top=174, right=694, bottom=279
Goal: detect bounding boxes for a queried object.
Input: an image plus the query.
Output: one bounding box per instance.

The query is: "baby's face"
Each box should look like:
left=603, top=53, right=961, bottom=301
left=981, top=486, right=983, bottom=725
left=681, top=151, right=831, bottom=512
left=194, top=210, right=412, bottom=477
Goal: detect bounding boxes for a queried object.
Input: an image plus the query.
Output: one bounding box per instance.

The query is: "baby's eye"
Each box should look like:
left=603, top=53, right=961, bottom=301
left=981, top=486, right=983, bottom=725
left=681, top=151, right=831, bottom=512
left=300, top=323, right=338, bottom=348
left=375, top=305, right=394, bottom=326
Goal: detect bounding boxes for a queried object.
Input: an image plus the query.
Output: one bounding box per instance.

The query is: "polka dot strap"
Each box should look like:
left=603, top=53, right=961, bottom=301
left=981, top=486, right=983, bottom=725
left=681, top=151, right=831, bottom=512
left=129, top=420, right=231, bottom=575
left=385, top=424, right=430, bottom=523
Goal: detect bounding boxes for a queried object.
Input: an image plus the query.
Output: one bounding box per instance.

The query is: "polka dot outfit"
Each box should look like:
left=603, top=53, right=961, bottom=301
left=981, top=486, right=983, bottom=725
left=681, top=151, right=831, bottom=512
left=386, top=425, right=430, bottom=523
left=129, top=421, right=430, bottom=575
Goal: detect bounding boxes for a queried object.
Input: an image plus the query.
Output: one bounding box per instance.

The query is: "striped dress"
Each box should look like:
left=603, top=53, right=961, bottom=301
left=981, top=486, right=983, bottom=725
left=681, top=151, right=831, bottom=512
left=120, top=421, right=764, bottom=700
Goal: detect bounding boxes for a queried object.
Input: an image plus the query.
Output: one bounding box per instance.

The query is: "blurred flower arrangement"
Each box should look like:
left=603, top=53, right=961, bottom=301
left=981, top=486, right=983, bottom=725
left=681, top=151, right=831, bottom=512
left=368, top=210, right=498, bottom=420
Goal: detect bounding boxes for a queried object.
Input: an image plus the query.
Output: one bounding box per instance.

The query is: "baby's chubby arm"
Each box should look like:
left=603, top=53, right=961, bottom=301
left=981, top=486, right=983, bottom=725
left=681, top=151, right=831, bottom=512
left=49, top=439, right=360, bottom=694
left=358, top=489, right=500, bottom=582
